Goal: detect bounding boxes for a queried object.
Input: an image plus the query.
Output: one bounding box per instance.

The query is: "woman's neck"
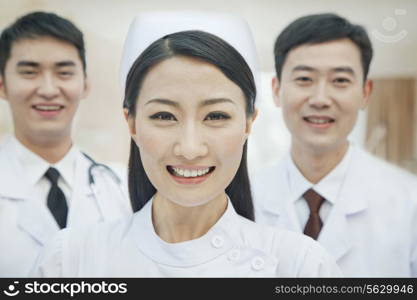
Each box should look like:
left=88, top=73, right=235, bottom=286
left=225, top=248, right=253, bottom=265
left=151, top=192, right=228, bottom=243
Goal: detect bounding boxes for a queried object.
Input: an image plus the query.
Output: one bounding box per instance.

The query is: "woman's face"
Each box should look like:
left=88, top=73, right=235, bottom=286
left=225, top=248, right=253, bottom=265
left=127, top=56, right=254, bottom=207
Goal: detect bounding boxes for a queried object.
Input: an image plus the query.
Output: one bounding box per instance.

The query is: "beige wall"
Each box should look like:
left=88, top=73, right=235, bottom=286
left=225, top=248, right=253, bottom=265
left=1, top=0, right=416, bottom=170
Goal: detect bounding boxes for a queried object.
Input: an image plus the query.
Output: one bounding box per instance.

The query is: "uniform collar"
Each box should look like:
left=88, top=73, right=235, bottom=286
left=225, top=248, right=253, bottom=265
left=287, top=144, right=353, bottom=204
left=11, top=136, right=78, bottom=190
left=131, top=197, right=237, bottom=267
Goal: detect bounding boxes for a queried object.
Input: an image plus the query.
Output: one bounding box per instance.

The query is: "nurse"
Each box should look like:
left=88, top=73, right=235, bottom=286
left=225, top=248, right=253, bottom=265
left=0, top=12, right=131, bottom=277
left=252, top=13, right=417, bottom=277
left=33, top=13, right=341, bottom=277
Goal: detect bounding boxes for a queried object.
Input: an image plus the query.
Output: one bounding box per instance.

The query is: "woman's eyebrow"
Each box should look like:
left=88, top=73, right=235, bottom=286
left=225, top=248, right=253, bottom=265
left=145, top=98, right=179, bottom=107
left=200, top=98, right=236, bottom=107
left=145, top=98, right=235, bottom=107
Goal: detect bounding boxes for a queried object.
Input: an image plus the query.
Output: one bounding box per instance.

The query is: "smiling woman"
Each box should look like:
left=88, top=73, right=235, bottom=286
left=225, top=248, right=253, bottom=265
left=32, top=12, right=341, bottom=277
left=124, top=31, right=256, bottom=223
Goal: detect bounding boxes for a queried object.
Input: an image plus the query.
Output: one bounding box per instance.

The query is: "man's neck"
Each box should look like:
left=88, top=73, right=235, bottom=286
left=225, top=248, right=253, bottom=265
left=15, top=133, right=73, bottom=164
left=291, top=141, right=349, bottom=184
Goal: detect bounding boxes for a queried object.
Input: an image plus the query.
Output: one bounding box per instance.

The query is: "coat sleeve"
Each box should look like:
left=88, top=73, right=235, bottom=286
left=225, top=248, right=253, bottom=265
left=295, top=239, right=343, bottom=277
left=29, top=230, right=67, bottom=277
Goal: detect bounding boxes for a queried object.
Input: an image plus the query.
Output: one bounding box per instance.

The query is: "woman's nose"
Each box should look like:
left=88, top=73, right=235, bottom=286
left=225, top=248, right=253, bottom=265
left=173, top=123, right=208, bottom=160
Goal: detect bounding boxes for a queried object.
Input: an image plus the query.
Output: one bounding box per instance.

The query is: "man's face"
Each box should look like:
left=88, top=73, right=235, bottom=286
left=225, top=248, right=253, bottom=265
left=0, top=36, right=88, bottom=143
left=272, top=38, right=372, bottom=154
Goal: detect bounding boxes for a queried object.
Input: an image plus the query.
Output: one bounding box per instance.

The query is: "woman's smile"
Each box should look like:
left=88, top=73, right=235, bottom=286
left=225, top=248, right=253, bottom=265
left=167, top=165, right=216, bottom=184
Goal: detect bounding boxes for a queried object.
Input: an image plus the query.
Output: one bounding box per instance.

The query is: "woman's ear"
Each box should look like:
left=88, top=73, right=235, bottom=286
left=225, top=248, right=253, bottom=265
left=245, top=108, right=258, bottom=135
left=0, top=75, right=7, bottom=100
left=124, top=108, right=136, bottom=136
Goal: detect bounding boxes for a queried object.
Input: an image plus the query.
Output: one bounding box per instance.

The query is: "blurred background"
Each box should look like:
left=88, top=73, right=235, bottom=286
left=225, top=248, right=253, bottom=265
left=1, top=0, right=416, bottom=175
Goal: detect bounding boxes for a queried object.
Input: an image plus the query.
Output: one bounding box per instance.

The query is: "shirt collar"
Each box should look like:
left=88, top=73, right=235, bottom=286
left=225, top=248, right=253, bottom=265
left=314, top=145, right=352, bottom=204
left=287, top=144, right=353, bottom=204
left=52, top=145, right=78, bottom=189
left=131, top=196, right=237, bottom=267
left=11, top=136, right=78, bottom=189
left=286, top=152, right=313, bottom=203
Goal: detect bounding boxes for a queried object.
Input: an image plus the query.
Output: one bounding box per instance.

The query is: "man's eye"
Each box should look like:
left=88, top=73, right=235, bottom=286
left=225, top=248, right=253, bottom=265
left=295, top=77, right=312, bottom=82
left=204, top=112, right=231, bottom=121
left=59, top=71, right=73, bottom=77
left=149, top=112, right=177, bottom=121
left=19, top=70, right=37, bottom=75
left=334, top=78, right=351, bottom=84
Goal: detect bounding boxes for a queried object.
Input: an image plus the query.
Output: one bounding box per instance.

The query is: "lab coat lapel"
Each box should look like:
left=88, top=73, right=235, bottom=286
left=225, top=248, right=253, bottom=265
left=318, top=147, right=368, bottom=262
left=0, top=142, right=59, bottom=245
left=17, top=196, right=59, bottom=245
left=0, top=141, right=27, bottom=200
left=260, top=160, right=302, bottom=232
left=318, top=203, right=352, bottom=262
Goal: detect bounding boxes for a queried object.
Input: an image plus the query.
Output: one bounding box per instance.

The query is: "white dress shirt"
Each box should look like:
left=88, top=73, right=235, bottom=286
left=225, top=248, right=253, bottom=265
left=11, top=136, right=78, bottom=207
left=287, top=146, right=352, bottom=229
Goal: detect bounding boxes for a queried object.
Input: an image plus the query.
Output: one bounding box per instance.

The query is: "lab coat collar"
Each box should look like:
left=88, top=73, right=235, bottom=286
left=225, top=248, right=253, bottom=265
left=0, top=137, right=30, bottom=200
left=262, top=145, right=367, bottom=217
left=10, top=136, right=49, bottom=188
left=260, top=145, right=369, bottom=261
left=286, top=145, right=353, bottom=205
left=51, top=145, right=78, bottom=191
left=286, top=153, right=313, bottom=203
left=16, top=151, right=95, bottom=245
left=0, top=136, right=79, bottom=199
left=0, top=137, right=94, bottom=244
left=131, top=197, right=237, bottom=267
left=258, top=157, right=302, bottom=232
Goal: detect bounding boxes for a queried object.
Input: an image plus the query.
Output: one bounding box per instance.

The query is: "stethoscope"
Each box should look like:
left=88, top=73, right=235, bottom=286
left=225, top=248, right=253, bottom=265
left=82, top=153, right=128, bottom=210
left=82, top=152, right=122, bottom=186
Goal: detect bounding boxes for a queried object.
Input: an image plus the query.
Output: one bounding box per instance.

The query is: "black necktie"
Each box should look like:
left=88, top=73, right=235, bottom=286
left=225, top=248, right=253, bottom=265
left=45, top=167, right=68, bottom=229
left=303, top=189, right=325, bottom=240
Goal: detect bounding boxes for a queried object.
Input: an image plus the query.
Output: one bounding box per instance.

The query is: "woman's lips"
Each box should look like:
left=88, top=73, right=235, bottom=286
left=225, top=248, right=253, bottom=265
left=166, top=165, right=215, bottom=185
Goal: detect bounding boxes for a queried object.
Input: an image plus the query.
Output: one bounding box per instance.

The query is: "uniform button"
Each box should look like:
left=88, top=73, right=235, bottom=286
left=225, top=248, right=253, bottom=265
left=211, top=235, right=224, bottom=248
left=228, top=249, right=240, bottom=261
left=251, top=256, right=265, bottom=271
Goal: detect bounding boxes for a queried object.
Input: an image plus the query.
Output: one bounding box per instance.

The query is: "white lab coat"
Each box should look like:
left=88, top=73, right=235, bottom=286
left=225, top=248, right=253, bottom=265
left=33, top=198, right=341, bottom=277
left=252, top=145, right=417, bottom=277
left=0, top=138, right=132, bottom=277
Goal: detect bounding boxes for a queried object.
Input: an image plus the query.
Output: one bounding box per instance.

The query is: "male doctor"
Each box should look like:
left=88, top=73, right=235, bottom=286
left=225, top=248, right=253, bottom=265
left=0, top=12, right=131, bottom=277
left=253, top=13, right=417, bottom=277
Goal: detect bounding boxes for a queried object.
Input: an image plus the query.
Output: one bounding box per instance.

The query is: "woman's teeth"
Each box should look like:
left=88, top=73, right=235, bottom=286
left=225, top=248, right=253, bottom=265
left=171, top=167, right=211, bottom=178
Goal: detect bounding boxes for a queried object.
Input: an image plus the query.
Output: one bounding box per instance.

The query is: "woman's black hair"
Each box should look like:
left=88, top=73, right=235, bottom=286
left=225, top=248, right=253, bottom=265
left=124, top=30, right=256, bottom=220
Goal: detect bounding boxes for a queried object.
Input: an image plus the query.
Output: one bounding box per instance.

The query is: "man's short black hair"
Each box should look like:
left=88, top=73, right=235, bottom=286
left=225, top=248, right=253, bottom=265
left=274, top=13, right=373, bottom=81
left=0, top=11, right=86, bottom=76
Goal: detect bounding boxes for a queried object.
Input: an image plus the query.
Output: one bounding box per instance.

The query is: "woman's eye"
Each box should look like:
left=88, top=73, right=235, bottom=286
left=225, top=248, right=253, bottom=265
left=204, top=112, right=231, bottom=121
left=149, top=112, right=177, bottom=121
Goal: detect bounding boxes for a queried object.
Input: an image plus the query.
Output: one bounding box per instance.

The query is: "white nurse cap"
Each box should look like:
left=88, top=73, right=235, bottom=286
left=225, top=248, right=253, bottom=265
left=119, top=11, right=260, bottom=95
